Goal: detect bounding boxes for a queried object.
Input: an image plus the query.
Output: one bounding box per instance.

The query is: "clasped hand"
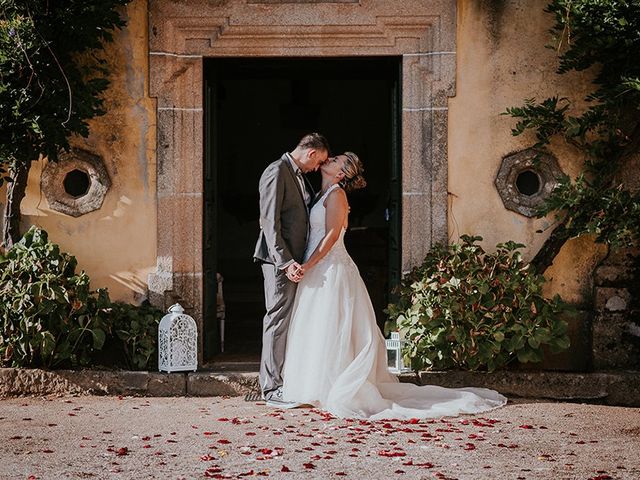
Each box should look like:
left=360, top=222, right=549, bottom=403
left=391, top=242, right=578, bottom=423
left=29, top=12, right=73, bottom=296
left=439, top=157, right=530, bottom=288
left=285, top=262, right=304, bottom=283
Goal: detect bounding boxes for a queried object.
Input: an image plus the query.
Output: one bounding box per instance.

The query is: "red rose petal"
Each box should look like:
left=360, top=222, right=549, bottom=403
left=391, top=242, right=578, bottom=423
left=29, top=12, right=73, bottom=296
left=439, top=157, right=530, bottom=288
left=378, top=450, right=406, bottom=457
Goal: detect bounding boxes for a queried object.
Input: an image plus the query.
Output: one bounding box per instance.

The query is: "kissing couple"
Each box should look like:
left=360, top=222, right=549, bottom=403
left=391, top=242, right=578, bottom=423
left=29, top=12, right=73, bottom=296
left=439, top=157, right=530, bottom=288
left=253, top=133, right=506, bottom=419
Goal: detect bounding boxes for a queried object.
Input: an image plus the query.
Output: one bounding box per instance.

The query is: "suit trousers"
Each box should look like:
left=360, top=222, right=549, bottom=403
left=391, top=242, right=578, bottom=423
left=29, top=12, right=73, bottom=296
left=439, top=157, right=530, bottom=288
left=259, top=262, right=298, bottom=398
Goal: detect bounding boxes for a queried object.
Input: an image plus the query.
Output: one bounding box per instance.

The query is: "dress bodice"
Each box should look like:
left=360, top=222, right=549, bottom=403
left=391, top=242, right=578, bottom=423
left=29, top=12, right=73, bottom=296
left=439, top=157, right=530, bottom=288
left=304, top=184, right=348, bottom=263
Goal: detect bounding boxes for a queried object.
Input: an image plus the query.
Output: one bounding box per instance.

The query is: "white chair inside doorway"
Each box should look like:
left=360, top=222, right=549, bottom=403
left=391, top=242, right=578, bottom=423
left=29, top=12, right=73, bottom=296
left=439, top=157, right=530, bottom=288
left=216, top=273, right=226, bottom=352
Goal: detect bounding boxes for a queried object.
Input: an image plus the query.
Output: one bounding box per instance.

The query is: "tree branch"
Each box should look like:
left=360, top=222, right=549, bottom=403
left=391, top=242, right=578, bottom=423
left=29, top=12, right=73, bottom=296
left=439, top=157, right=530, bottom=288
left=2, top=162, right=30, bottom=249
left=530, top=220, right=570, bottom=274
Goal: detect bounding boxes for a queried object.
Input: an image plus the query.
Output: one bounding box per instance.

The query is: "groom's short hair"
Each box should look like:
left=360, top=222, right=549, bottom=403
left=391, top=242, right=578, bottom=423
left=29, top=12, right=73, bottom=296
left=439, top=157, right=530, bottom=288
left=297, top=133, right=330, bottom=153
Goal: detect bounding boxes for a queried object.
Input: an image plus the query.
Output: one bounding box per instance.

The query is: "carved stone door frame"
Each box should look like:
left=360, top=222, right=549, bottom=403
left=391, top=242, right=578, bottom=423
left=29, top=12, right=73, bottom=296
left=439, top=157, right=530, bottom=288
left=147, top=0, right=456, bottom=360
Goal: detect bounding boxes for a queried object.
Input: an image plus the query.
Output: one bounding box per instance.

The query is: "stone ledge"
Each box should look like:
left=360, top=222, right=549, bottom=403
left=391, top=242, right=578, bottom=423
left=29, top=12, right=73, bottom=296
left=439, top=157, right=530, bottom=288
left=1, top=368, right=639, bottom=406
left=0, top=368, right=188, bottom=397
left=405, top=370, right=640, bottom=407
left=187, top=372, right=259, bottom=397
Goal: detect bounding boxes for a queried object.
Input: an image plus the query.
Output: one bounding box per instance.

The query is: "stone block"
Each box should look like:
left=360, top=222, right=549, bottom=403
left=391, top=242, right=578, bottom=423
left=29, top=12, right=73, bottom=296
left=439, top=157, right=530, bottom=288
left=156, top=109, right=203, bottom=196
left=594, top=264, right=635, bottom=286
left=156, top=195, right=203, bottom=273
left=606, top=296, right=629, bottom=311
left=57, top=370, right=116, bottom=395
left=417, top=370, right=621, bottom=403
left=149, top=55, right=202, bottom=108
left=401, top=193, right=432, bottom=271
left=604, top=374, right=640, bottom=407
left=187, top=372, right=259, bottom=397
left=594, top=287, right=631, bottom=311
left=604, top=246, right=640, bottom=266
left=592, top=313, right=640, bottom=369
left=148, top=372, right=187, bottom=396
left=541, top=309, right=593, bottom=372
left=62, top=370, right=151, bottom=395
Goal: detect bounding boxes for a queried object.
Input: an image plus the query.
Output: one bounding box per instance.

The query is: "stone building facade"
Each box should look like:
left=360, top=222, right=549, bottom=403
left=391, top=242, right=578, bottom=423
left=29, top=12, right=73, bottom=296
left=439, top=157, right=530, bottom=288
left=6, top=0, right=638, bottom=367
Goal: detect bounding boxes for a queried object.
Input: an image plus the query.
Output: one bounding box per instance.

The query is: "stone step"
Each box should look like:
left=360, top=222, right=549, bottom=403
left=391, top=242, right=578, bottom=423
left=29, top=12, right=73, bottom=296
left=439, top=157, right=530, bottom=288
left=412, top=370, right=640, bottom=407
left=2, top=367, right=640, bottom=406
left=0, top=367, right=260, bottom=398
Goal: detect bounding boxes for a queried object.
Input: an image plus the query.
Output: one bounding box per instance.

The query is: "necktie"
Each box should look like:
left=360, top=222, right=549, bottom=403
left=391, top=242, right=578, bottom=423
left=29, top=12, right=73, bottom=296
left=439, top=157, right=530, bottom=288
left=296, top=169, right=311, bottom=206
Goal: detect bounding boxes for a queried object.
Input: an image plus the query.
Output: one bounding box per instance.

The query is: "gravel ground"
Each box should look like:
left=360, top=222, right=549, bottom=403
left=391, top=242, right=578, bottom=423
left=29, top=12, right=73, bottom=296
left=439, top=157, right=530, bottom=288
left=0, top=396, right=639, bottom=479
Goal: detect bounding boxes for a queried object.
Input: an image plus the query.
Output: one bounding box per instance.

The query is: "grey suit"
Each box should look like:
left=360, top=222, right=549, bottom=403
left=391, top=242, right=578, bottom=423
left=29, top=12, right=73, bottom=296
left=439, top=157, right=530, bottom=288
left=254, top=154, right=311, bottom=398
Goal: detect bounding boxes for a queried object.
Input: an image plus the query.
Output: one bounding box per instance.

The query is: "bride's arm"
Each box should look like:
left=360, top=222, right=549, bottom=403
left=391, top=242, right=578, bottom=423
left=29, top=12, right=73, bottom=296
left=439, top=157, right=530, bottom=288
left=301, top=188, right=348, bottom=271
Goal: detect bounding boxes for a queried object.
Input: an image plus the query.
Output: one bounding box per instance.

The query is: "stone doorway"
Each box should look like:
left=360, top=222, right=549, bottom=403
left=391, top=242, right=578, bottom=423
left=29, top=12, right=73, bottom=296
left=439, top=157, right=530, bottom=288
left=204, top=56, right=401, bottom=360
left=148, top=0, right=456, bottom=365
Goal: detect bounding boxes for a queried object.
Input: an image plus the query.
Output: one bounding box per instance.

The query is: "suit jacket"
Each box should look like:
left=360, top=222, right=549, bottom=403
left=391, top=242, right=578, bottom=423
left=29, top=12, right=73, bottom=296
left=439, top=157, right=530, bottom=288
left=253, top=154, right=311, bottom=269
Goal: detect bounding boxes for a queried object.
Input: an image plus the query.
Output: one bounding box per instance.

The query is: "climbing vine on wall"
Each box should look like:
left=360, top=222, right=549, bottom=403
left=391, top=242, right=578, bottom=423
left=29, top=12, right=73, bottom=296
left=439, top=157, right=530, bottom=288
left=503, top=0, right=640, bottom=272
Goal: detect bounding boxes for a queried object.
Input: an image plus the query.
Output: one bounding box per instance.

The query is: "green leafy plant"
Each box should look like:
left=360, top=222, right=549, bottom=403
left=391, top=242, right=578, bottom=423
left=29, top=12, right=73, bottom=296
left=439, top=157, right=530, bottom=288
left=0, top=226, right=163, bottom=370
left=0, top=226, right=111, bottom=367
left=107, top=301, right=162, bottom=370
left=386, top=235, right=571, bottom=372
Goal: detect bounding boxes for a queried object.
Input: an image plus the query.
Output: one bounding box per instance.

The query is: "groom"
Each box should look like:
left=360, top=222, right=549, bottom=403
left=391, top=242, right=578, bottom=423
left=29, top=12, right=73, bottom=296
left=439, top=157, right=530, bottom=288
left=253, top=133, right=330, bottom=407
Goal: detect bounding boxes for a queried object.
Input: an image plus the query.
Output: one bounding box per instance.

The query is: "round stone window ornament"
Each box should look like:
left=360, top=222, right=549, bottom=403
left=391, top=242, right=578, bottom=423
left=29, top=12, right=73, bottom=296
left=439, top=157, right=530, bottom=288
left=41, top=148, right=111, bottom=217
left=495, top=148, right=564, bottom=217
left=158, top=303, right=198, bottom=373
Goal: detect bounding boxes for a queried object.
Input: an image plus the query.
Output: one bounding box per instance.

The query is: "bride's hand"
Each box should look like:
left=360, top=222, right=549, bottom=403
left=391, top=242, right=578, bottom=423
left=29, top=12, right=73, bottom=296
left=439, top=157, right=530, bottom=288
left=300, top=262, right=313, bottom=273
left=285, top=262, right=304, bottom=283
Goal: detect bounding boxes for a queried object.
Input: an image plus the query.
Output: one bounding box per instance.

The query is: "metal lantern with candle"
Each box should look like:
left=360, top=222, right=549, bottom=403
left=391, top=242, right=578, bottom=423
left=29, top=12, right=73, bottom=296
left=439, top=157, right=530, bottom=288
left=158, top=303, right=198, bottom=372
left=385, top=331, right=411, bottom=373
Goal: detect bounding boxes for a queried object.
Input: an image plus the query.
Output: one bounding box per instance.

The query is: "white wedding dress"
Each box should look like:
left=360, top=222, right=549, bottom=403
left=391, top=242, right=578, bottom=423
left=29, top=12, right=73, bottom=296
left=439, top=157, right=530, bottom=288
left=282, top=184, right=507, bottom=419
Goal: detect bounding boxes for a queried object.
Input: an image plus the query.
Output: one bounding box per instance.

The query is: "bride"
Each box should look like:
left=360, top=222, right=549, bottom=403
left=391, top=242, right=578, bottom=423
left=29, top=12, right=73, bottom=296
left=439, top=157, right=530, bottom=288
left=282, top=152, right=507, bottom=419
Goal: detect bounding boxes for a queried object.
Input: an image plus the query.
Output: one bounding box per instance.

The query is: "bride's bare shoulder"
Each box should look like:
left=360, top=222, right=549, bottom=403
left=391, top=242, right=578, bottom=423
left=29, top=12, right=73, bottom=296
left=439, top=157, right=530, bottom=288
left=323, top=186, right=348, bottom=207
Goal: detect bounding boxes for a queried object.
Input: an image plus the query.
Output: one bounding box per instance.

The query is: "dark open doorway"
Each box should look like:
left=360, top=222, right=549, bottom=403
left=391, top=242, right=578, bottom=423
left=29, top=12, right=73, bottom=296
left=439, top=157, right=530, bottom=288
left=203, top=57, right=401, bottom=361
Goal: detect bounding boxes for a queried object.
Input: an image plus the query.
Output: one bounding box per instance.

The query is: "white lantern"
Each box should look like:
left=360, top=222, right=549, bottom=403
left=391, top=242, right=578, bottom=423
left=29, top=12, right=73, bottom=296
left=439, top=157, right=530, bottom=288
left=385, top=331, right=411, bottom=373
left=158, top=303, right=198, bottom=372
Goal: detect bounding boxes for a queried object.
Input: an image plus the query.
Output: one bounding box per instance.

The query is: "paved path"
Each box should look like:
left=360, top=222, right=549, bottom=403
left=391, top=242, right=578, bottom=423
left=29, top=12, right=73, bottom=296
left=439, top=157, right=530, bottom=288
left=1, top=396, right=639, bottom=479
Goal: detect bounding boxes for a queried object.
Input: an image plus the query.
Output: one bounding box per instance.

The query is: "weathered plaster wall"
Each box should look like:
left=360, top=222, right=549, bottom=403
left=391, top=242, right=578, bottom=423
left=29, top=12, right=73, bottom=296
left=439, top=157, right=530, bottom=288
left=449, top=0, right=607, bottom=305
left=4, top=0, right=610, bottom=310
left=16, top=0, right=156, bottom=303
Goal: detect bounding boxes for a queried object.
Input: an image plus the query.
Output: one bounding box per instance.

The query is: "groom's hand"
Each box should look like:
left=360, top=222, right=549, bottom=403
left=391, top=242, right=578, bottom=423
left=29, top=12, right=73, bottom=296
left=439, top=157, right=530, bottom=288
left=285, top=262, right=304, bottom=283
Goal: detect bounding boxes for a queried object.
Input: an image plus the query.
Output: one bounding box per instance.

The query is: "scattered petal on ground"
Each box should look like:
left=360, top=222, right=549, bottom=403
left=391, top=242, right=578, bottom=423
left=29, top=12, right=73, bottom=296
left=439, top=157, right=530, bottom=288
left=0, top=397, right=638, bottom=479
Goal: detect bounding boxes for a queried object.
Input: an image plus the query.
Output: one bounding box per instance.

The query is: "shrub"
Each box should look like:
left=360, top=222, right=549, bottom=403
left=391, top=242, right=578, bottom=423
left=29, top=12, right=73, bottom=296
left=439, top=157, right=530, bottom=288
left=107, top=301, right=162, bottom=370
left=385, top=235, right=571, bottom=372
left=0, top=226, right=110, bottom=367
left=0, top=226, right=163, bottom=370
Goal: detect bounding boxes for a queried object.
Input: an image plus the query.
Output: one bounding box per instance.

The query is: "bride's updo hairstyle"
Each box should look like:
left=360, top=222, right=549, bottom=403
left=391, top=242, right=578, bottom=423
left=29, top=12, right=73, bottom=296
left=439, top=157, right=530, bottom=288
left=340, top=152, right=367, bottom=192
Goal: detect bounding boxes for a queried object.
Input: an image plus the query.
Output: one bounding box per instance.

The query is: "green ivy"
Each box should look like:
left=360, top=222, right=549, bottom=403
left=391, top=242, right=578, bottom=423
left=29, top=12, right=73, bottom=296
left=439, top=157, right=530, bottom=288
left=385, top=235, right=571, bottom=372
left=503, top=0, right=640, bottom=260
